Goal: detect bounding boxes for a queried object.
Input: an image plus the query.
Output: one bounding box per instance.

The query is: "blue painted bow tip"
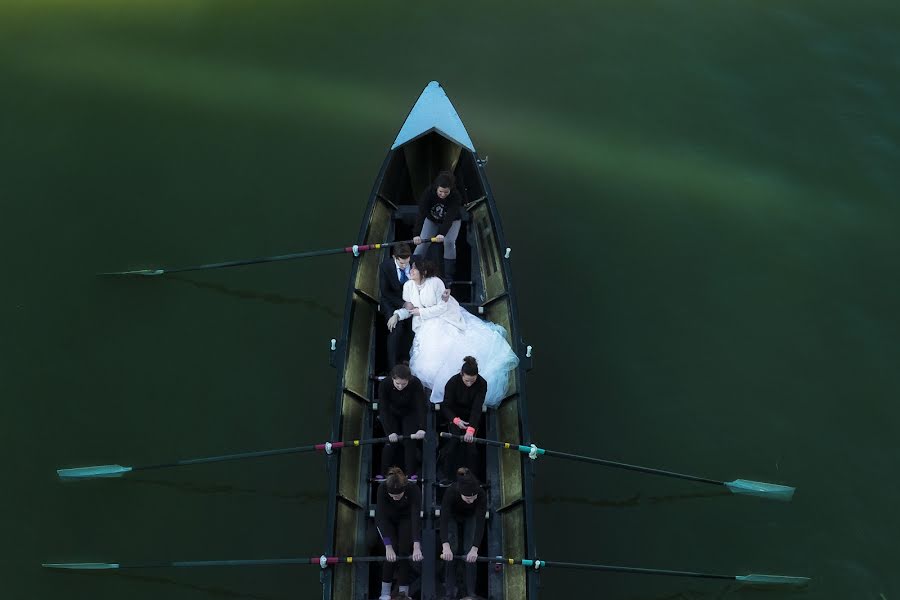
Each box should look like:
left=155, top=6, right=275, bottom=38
left=57, top=465, right=133, bottom=480
left=724, top=479, right=795, bottom=501
left=391, top=81, right=475, bottom=152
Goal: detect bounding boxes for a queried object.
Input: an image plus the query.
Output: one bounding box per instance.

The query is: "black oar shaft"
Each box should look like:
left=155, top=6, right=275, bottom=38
left=161, top=247, right=350, bottom=274
left=440, top=433, right=721, bottom=486
left=135, top=436, right=395, bottom=472
left=133, top=444, right=318, bottom=472
left=106, top=238, right=440, bottom=276
left=44, top=556, right=807, bottom=585
left=494, top=559, right=733, bottom=580
left=542, top=449, right=721, bottom=486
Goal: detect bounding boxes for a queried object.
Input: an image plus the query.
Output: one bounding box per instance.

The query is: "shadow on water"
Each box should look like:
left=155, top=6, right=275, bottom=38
left=157, top=275, right=341, bottom=319
left=128, top=477, right=327, bottom=503
left=49, top=569, right=284, bottom=600
left=536, top=489, right=731, bottom=509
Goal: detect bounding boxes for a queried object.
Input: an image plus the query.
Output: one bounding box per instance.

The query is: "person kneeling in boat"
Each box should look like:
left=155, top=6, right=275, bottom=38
left=376, top=467, right=423, bottom=600
left=378, top=363, right=426, bottom=479
left=440, top=467, right=486, bottom=600
left=412, top=170, right=464, bottom=284
left=386, top=258, right=518, bottom=408
left=439, top=357, right=485, bottom=483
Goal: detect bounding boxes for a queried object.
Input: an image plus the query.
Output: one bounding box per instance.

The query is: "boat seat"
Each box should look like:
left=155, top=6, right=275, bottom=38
left=430, top=401, right=489, bottom=413
left=390, top=204, right=472, bottom=223
left=459, top=302, right=486, bottom=317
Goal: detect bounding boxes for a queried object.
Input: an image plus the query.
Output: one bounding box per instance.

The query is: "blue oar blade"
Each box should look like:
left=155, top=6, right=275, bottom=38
left=43, top=562, right=120, bottom=570
left=57, top=465, right=133, bottom=480
left=725, top=479, right=795, bottom=501
left=736, top=573, right=810, bottom=585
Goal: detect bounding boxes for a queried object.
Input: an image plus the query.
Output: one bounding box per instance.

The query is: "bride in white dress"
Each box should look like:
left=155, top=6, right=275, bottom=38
left=387, top=258, right=519, bottom=407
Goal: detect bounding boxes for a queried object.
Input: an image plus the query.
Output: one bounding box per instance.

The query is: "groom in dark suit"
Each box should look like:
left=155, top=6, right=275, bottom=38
left=380, top=243, right=414, bottom=368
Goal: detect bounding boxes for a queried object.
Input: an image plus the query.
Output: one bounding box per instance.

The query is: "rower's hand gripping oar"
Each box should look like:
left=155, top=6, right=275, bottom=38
left=43, top=555, right=809, bottom=586
left=440, top=433, right=795, bottom=501
left=56, top=436, right=404, bottom=481
left=101, top=237, right=443, bottom=276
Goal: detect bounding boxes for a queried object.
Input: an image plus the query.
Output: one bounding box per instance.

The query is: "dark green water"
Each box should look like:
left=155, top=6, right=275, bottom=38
left=3, top=1, right=899, bottom=598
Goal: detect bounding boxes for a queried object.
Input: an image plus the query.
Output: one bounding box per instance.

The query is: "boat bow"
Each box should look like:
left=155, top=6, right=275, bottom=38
left=391, top=81, right=476, bottom=152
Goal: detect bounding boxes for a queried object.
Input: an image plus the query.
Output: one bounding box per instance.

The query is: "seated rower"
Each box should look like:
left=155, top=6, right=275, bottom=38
left=439, top=356, right=486, bottom=483
left=375, top=467, right=423, bottom=600
left=412, top=170, right=464, bottom=283
left=378, top=363, right=426, bottom=479
left=440, top=467, right=487, bottom=600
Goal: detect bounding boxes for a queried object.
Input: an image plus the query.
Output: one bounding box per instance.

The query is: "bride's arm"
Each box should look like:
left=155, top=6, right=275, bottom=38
left=393, top=282, right=416, bottom=320
left=416, top=279, right=451, bottom=319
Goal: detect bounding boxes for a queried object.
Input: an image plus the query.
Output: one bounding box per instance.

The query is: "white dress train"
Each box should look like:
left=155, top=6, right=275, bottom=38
left=396, top=277, right=519, bottom=407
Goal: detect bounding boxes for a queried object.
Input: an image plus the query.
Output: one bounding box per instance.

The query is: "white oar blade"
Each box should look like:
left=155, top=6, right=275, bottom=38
left=57, top=465, right=133, bottom=480
left=43, top=562, right=120, bottom=570
left=725, top=479, right=795, bottom=501
left=736, top=573, right=810, bottom=586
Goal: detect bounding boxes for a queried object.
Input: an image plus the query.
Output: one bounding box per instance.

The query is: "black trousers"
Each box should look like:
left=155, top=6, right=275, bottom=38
left=381, top=413, right=421, bottom=476
left=379, top=517, right=412, bottom=586
left=440, top=424, right=479, bottom=481
left=444, top=515, right=478, bottom=597
left=385, top=317, right=412, bottom=369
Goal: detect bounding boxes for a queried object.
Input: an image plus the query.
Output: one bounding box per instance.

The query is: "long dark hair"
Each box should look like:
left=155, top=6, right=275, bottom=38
left=456, top=467, right=481, bottom=496
left=411, top=257, right=439, bottom=280
left=390, top=362, right=412, bottom=380
left=385, top=466, right=407, bottom=494
left=461, top=356, right=479, bottom=376
left=434, top=170, right=455, bottom=190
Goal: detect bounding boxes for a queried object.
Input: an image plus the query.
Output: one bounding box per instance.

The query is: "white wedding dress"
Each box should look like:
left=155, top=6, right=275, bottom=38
left=396, top=277, right=519, bottom=407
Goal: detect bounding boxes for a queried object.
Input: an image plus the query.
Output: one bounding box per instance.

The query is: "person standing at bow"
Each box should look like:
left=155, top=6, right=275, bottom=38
left=375, top=467, right=423, bottom=600
left=440, top=467, right=487, bottom=600
left=379, top=243, right=414, bottom=368
left=413, top=171, right=464, bottom=283
left=378, top=363, right=426, bottom=479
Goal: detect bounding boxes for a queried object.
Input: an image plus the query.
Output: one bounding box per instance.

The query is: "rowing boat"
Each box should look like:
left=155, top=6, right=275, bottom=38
left=45, top=82, right=808, bottom=600
left=324, top=81, right=536, bottom=600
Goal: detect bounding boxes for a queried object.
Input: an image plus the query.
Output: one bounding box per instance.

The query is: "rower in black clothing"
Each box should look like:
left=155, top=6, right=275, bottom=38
left=378, top=363, right=426, bottom=478
left=439, top=356, right=486, bottom=483
left=440, top=467, right=487, bottom=600
left=375, top=467, right=423, bottom=600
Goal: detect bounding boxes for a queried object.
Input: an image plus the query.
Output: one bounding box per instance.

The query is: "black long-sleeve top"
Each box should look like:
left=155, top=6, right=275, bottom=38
left=439, top=483, right=487, bottom=545
left=379, top=376, right=426, bottom=435
left=375, top=482, right=422, bottom=546
left=414, top=185, right=464, bottom=235
left=441, top=374, right=487, bottom=433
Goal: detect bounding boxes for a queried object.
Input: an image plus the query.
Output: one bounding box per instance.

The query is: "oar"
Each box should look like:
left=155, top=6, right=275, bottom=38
left=100, top=237, right=441, bottom=276
left=57, top=436, right=401, bottom=481
left=441, top=433, right=795, bottom=501
left=475, top=557, right=809, bottom=586
left=43, top=556, right=809, bottom=586
left=43, top=556, right=402, bottom=570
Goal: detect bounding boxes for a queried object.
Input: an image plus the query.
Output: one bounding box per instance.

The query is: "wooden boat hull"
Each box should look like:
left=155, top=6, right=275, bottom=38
left=323, top=82, right=536, bottom=600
